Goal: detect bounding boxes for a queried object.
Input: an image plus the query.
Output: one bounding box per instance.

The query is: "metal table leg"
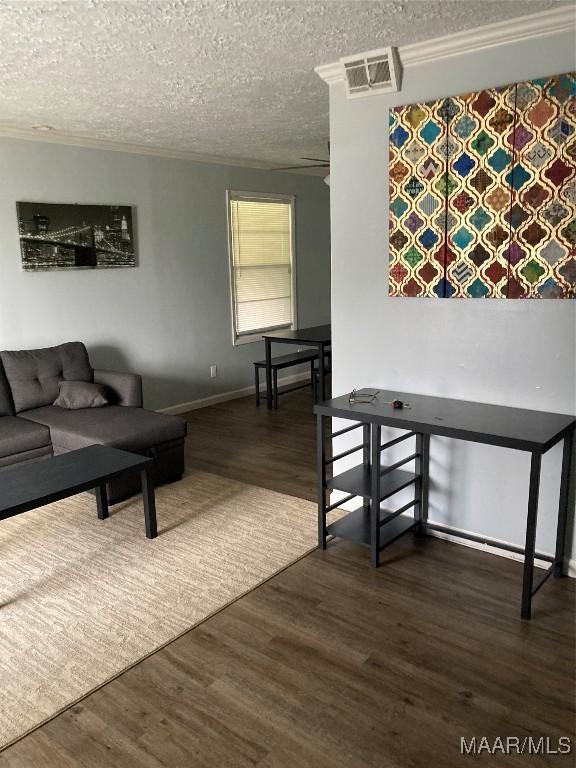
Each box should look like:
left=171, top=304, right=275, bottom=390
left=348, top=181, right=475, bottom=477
left=310, top=359, right=317, bottom=402
left=370, top=423, right=381, bottom=568
left=141, top=467, right=157, bottom=539
left=265, top=337, right=273, bottom=410
left=415, top=433, right=430, bottom=532
left=554, top=428, right=574, bottom=577
left=362, top=424, right=370, bottom=515
left=521, top=451, right=542, bottom=619
left=318, top=342, right=326, bottom=402
left=255, top=365, right=260, bottom=407
left=317, top=413, right=327, bottom=549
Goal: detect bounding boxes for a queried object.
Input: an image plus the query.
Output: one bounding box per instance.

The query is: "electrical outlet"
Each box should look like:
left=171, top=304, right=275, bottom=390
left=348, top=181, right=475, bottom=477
left=210, top=365, right=217, bottom=378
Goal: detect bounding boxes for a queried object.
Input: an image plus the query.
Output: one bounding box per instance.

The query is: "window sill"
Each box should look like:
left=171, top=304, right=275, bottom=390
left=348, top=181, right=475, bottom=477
left=233, top=334, right=263, bottom=346
left=233, top=325, right=295, bottom=347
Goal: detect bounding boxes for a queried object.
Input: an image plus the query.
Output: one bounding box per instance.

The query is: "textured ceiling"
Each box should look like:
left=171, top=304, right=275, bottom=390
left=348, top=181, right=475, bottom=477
left=0, top=0, right=563, bottom=168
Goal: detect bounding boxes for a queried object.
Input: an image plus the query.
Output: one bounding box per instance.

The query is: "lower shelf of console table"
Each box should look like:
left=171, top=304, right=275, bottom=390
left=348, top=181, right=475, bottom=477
left=327, top=506, right=420, bottom=547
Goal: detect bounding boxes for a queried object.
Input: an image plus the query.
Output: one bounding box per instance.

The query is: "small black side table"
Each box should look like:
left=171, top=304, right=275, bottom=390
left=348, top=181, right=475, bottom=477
left=0, top=444, right=157, bottom=538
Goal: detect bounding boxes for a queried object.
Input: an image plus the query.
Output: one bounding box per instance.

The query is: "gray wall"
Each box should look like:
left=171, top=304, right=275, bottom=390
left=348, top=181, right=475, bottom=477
left=0, top=139, right=331, bottom=409
left=329, top=31, right=576, bottom=560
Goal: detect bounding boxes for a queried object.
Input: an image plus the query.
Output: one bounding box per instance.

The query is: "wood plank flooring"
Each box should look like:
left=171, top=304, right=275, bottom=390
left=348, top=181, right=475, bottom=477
left=1, top=388, right=574, bottom=767
left=184, top=384, right=321, bottom=502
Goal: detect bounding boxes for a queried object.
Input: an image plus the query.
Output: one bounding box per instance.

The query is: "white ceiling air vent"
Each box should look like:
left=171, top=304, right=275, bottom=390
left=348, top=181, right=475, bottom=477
left=341, top=47, right=401, bottom=99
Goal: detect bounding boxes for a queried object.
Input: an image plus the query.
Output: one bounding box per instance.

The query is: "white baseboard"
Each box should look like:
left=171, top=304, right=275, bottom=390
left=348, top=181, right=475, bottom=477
left=158, top=373, right=310, bottom=415
left=425, top=521, right=576, bottom=578
left=331, top=494, right=576, bottom=578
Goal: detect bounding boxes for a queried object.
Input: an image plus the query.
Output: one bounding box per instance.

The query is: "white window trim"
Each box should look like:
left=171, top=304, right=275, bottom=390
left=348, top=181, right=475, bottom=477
left=226, top=190, right=298, bottom=346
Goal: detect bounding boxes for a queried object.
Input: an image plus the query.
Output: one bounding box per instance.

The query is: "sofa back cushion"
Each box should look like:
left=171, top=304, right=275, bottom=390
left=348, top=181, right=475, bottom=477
left=0, top=362, right=14, bottom=416
left=0, top=342, right=93, bottom=414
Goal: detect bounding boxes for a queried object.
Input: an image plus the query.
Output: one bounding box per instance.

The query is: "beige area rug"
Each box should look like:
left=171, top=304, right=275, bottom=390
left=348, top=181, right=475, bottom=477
left=0, top=470, right=317, bottom=750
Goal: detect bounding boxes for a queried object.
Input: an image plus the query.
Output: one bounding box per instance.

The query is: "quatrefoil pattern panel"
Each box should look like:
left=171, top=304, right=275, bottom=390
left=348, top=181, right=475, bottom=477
left=388, top=72, right=575, bottom=298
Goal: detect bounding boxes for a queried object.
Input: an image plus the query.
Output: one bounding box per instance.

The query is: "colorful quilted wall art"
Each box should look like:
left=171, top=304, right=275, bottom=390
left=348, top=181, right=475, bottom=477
left=388, top=72, right=575, bottom=298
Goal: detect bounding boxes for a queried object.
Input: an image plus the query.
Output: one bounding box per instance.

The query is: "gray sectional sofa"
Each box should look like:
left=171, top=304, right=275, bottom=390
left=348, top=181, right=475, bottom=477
left=0, top=342, right=187, bottom=502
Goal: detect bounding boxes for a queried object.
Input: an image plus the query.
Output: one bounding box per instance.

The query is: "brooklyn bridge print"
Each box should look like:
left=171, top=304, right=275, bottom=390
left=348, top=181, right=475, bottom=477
left=17, top=202, right=136, bottom=271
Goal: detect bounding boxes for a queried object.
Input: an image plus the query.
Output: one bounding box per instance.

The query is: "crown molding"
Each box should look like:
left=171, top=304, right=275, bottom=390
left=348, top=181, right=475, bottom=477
left=0, top=124, right=296, bottom=172
left=315, top=5, right=575, bottom=83
left=314, top=61, right=342, bottom=84
left=401, top=4, right=575, bottom=67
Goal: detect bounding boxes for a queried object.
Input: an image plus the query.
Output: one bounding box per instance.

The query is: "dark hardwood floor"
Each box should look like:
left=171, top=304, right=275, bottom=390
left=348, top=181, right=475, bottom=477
left=185, top=383, right=321, bottom=502
left=1, top=387, right=574, bottom=767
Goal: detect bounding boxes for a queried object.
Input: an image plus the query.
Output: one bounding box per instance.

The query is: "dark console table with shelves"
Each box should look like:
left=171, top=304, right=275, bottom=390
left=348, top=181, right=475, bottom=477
left=314, top=390, right=575, bottom=620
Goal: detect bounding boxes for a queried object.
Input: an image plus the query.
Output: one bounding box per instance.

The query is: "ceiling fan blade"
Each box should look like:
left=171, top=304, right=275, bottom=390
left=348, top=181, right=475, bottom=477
left=273, top=163, right=330, bottom=171
left=272, top=165, right=313, bottom=171
left=300, top=157, right=330, bottom=163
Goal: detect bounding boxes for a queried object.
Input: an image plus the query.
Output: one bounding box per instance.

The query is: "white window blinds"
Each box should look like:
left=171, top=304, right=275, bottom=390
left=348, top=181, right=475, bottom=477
left=228, top=193, right=295, bottom=340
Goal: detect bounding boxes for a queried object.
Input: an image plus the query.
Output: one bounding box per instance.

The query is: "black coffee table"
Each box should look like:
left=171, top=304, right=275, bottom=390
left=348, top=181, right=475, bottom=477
left=0, top=445, right=157, bottom=538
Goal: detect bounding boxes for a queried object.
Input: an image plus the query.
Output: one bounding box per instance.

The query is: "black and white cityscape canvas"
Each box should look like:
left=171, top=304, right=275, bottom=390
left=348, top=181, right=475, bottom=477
left=17, top=202, right=136, bottom=271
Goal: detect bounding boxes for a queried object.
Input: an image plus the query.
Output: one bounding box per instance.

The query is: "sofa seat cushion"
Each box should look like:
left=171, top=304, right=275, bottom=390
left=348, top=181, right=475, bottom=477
left=0, top=416, right=51, bottom=459
left=21, top=406, right=186, bottom=453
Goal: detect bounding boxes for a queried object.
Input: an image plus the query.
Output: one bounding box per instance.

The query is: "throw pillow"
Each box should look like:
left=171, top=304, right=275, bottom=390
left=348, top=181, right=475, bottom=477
left=53, top=380, right=108, bottom=410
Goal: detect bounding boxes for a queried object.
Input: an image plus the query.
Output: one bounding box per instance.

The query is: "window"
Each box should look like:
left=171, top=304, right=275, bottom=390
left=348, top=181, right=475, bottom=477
left=227, top=191, right=296, bottom=344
